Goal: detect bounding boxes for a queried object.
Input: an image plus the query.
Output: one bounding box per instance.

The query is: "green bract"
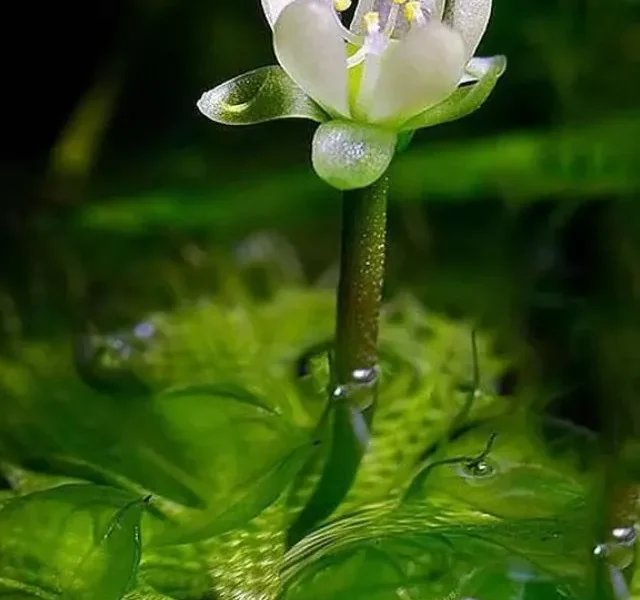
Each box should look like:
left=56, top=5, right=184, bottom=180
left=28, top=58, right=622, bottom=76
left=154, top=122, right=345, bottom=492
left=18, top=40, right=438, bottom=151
left=198, top=0, right=506, bottom=190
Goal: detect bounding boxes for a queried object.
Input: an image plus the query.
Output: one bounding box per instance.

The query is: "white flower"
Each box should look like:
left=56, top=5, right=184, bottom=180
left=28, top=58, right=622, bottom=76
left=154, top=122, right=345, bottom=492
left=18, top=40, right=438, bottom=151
left=198, top=0, right=505, bottom=189
left=267, top=0, right=490, bottom=127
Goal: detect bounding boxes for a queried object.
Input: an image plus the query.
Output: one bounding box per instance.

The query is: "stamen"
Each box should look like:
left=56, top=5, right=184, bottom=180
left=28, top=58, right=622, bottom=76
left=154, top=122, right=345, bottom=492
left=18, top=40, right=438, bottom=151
left=351, top=10, right=386, bottom=118
left=404, top=1, right=427, bottom=26
left=334, top=0, right=352, bottom=10
left=347, top=10, right=385, bottom=68
left=363, top=11, right=381, bottom=33
left=384, top=0, right=407, bottom=37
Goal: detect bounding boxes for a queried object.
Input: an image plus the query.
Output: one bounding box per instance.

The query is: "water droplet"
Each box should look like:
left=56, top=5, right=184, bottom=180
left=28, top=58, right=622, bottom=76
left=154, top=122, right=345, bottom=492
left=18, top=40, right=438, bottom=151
left=74, top=324, right=153, bottom=395
left=594, top=526, right=637, bottom=570
left=330, top=365, right=380, bottom=409
left=458, top=459, right=496, bottom=480
left=332, top=385, right=349, bottom=400
left=351, top=366, right=378, bottom=386
left=593, top=543, right=608, bottom=558
left=612, top=527, right=636, bottom=544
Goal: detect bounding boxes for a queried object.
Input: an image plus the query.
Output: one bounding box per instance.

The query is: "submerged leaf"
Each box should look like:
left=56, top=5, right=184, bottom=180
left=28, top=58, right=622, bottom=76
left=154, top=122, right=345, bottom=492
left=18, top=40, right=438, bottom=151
left=0, top=484, right=144, bottom=600
left=148, top=381, right=306, bottom=517
left=282, top=505, right=589, bottom=600
left=64, top=497, right=146, bottom=600
left=408, top=421, right=589, bottom=520
left=282, top=418, right=591, bottom=600
left=197, top=65, right=328, bottom=125
left=159, top=383, right=278, bottom=416
left=154, top=439, right=314, bottom=545
left=289, top=403, right=369, bottom=545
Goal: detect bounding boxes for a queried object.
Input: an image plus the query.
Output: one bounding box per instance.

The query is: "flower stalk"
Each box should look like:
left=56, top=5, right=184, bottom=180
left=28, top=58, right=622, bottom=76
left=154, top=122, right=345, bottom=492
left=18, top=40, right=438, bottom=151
left=334, top=175, right=389, bottom=388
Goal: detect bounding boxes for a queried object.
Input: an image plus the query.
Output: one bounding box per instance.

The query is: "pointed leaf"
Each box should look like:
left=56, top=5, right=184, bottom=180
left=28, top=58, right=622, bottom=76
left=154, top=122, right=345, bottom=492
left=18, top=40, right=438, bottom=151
left=159, top=383, right=278, bottom=416
left=153, top=440, right=314, bottom=545
left=402, top=55, right=506, bottom=131
left=312, top=120, right=397, bottom=190
left=289, top=403, right=369, bottom=544
left=197, top=65, right=328, bottom=126
left=63, top=497, right=146, bottom=600
left=149, top=382, right=303, bottom=512
left=0, top=484, right=143, bottom=600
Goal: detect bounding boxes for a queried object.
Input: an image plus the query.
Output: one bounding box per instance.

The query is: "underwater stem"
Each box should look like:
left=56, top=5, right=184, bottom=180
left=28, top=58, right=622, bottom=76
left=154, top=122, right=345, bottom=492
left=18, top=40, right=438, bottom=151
left=334, top=175, right=389, bottom=386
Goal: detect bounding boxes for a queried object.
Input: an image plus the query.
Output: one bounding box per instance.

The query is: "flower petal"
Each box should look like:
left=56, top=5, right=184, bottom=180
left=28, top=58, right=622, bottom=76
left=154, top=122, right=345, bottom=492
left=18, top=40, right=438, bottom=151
left=401, top=54, right=506, bottom=131
left=312, top=120, right=397, bottom=190
left=261, top=0, right=297, bottom=28
left=274, top=0, right=350, bottom=118
left=459, top=55, right=498, bottom=84
left=197, top=65, right=328, bottom=125
left=365, top=21, right=466, bottom=126
left=443, top=0, right=492, bottom=59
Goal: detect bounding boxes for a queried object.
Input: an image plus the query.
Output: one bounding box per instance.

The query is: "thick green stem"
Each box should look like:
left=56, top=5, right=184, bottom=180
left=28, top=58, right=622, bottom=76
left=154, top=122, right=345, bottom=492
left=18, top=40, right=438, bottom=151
left=288, top=176, right=389, bottom=543
left=334, top=175, right=389, bottom=385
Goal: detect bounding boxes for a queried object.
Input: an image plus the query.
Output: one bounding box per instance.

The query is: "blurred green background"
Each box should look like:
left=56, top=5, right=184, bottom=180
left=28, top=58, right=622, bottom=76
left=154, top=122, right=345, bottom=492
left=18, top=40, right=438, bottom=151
left=2, top=0, right=640, bottom=431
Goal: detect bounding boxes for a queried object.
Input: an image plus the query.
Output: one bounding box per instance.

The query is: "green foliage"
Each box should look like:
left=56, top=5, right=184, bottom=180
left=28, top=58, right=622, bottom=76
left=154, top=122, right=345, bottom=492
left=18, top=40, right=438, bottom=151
left=0, top=484, right=144, bottom=600
left=0, top=287, right=632, bottom=599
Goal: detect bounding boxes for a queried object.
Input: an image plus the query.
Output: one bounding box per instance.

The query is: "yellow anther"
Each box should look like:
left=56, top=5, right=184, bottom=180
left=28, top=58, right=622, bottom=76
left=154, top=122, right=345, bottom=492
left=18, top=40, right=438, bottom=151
left=392, top=0, right=407, bottom=4
left=334, top=0, right=352, bottom=11
left=404, top=1, right=424, bottom=23
left=363, top=11, right=381, bottom=32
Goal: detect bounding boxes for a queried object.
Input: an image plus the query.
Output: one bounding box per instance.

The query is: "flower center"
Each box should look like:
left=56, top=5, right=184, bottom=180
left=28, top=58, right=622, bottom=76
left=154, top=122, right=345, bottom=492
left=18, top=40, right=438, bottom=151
left=331, top=0, right=432, bottom=121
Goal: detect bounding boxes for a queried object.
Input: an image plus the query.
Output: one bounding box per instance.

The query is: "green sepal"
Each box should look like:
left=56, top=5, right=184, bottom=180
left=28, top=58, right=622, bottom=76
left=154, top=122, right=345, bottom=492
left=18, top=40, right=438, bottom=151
left=197, top=65, right=329, bottom=125
left=395, top=131, right=416, bottom=154
left=402, top=55, right=507, bottom=131
left=312, top=120, right=397, bottom=190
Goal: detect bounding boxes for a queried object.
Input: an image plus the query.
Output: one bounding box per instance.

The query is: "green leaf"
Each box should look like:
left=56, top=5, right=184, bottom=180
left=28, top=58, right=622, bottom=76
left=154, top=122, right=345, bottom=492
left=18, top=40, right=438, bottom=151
left=281, top=508, right=589, bottom=600
left=63, top=497, right=146, bottom=600
left=159, top=382, right=278, bottom=416
left=282, top=419, right=591, bottom=600
left=147, top=382, right=306, bottom=513
left=289, top=403, right=369, bottom=545
left=197, top=65, right=328, bottom=125
left=402, top=55, right=507, bottom=131
left=153, top=438, right=314, bottom=545
left=311, top=120, right=397, bottom=190
left=0, top=484, right=144, bottom=600
left=408, top=421, right=589, bottom=520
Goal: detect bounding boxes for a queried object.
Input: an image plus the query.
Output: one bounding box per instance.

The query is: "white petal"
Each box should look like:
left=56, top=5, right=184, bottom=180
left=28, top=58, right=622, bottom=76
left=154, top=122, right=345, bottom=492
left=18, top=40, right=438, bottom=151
left=274, top=0, right=350, bottom=118
left=443, top=0, right=492, bottom=59
left=459, top=55, right=499, bottom=84
left=261, top=0, right=298, bottom=27
left=366, top=21, right=466, bottom=125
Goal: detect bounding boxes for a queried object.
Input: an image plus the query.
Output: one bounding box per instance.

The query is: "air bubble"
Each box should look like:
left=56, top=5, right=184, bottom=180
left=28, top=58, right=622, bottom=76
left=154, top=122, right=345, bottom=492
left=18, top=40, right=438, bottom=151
left=351, top=366, right=379, bottom=385
left=458, top=459, right=496, bottom=480
left=593, top=525, right=637, bottom=570
left=73, top=321, right=156, bottom=395
left=330, top=365, right=380, bottom=409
